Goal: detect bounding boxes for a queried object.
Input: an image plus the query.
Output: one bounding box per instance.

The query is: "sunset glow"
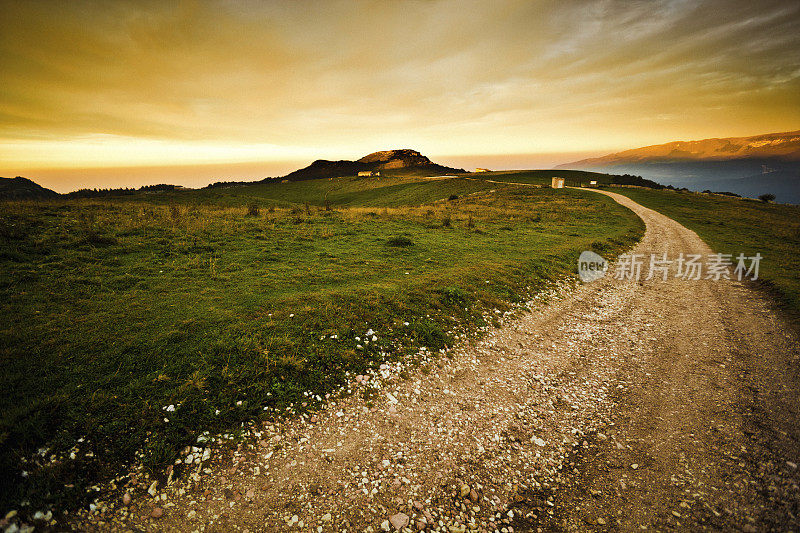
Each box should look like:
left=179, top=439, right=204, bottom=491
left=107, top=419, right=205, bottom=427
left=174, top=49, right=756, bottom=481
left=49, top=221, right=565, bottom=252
left=1, top=0, right=799, bottom=190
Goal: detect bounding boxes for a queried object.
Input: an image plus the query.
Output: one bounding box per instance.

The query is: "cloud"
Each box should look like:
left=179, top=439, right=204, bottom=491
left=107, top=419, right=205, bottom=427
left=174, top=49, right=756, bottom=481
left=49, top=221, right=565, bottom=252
left=1, top=0, right=799, bottom=169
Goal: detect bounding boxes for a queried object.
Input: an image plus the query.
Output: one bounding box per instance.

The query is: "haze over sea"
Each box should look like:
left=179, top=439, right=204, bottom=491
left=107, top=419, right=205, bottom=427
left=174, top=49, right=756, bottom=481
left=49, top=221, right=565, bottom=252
left=5, top=152, right=604, bottom=193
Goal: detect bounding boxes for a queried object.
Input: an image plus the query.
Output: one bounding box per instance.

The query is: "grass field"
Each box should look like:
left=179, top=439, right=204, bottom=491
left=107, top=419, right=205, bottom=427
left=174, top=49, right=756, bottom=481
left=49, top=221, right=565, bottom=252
left=612, top=187, right=800, bottom=316
left=106, top=175, right=497, bottom=208
left=463, top=169, right=613, bottom=187
left=0, top=177, right=644, bottom=512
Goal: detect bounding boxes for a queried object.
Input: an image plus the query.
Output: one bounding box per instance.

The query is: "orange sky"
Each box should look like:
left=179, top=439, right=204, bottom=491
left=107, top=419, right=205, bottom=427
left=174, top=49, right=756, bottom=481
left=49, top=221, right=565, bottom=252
left=1, top=0, right=799, bottom=191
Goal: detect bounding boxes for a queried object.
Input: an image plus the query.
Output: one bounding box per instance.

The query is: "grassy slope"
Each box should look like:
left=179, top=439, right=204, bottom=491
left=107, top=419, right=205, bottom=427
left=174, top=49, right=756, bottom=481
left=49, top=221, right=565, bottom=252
left=612, top=187, right=800, bottom=316
left=0, top=177, right=643, bottom=512
left=123, top=175, right=494, bottom=208
left=463, top=169, right=612, bottom=187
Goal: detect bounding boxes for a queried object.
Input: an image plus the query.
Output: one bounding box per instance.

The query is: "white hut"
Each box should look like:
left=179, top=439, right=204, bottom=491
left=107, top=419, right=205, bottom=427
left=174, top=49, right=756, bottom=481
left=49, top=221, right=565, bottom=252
left=551, top=177, right=565, bottom=188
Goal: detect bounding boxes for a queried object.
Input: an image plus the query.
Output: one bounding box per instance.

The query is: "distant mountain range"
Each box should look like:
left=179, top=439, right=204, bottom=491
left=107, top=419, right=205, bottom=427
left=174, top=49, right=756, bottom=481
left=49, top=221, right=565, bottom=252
left=283, top=149, right=465, bottom=181
left=559, top=130, right=800, bottom=203
left=0, top=176, right=59, bottom=200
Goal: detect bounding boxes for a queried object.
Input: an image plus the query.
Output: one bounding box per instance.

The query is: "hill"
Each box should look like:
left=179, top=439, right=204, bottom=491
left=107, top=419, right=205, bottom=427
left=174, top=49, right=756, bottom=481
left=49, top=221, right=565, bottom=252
left=0, top=175, right=642, bottom=516
left=559, top=131, right=800, bottom=203
left=282, top=149, right=465, bottom=181
left=0, top=176, right=59, bottom=200
left=565, top=130, right=800, bottom=165
left=461, top=169, right=667, bottom=189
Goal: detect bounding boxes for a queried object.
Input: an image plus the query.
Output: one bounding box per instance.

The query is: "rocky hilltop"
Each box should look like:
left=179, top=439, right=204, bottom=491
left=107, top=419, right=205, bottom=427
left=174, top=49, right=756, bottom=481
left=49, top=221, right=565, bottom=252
left=283, top=149, right=465, bottom=181
left=357, top=149, right=436, bottom=168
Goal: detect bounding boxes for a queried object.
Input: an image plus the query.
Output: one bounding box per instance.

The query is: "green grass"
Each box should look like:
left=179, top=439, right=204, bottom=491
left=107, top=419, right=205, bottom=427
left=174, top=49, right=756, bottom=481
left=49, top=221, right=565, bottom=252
left=612, top=187, right=800, bottom=316
left=113, top=175, right=499, bottom=209
left=0, top=177, right=643, bottom=513
left=465, top=169, right=613, bottom=187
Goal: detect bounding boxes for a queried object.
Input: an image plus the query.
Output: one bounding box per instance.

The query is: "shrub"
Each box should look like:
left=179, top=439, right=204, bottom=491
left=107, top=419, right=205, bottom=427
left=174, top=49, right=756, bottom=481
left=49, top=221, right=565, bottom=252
left=448, top=194, right=459, bottom=201
left=439, top=286, right=470, bottom=306
left=759, top=193, right=776, bottom=203
left=169, top=204, right=182, bottom=222
left=387, top=235, right=413, bottom=247
left=247, top=203, right=260, bottom=216
left=411, top=319, right=450, bottom=351
left=441, top=214, right=452, bottom=228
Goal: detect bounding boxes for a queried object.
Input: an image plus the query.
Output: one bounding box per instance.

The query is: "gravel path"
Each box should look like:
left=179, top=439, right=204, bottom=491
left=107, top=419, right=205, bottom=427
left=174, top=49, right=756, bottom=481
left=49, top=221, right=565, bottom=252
left=74, top=190, right=800, bottom=532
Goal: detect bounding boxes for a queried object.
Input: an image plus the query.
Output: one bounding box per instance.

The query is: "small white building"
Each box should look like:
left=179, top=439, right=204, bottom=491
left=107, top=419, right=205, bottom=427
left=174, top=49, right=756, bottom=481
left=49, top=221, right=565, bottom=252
left=358, top=170, right=380, bottom=177
left=551, top=177, right=565, bottom=188
left=589, top=180, right=598, bottom=186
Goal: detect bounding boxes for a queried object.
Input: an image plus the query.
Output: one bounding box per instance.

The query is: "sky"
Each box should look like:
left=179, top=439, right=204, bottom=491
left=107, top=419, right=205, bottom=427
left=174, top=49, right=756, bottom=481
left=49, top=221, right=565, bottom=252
left=1, top=0, right=799, bottom=192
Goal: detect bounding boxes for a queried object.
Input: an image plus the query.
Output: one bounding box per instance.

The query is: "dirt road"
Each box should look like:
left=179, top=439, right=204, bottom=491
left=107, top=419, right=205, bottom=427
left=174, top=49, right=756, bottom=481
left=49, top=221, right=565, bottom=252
left=79, top=190, right=800, bottom=532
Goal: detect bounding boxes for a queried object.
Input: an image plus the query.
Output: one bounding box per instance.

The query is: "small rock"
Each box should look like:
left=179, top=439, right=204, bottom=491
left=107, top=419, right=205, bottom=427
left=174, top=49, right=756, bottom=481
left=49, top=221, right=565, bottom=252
left=321, top=513, right=332, bottom=522
left=381, top=519, right=391, bottom=531
left=32, top=511, right=53, bottom=527
left=469, top=489, right=479, bottom=502
left=389, top=512, right=409, bottom=530
left=416, top=519, right=427, bottom=531
left=413, top=501, right=424, bottom=511
left=631, top=463, right=639, bottom=470
left=122, top=492, right=132, bottom=506
left=147, top=481, right=158, bottom=497
left=460, top=484, right=470, bottom=498
left=596, top=517, right=606, bottom=525
left=150, top=507, right=164, bottom=518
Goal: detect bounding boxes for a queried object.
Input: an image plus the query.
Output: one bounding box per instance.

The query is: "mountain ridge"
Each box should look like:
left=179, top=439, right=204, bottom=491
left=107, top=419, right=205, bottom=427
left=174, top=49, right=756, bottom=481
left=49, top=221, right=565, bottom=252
left=559, top=130, right=800, bottom=203
left=561, top=130, right=800, bottom=167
